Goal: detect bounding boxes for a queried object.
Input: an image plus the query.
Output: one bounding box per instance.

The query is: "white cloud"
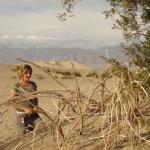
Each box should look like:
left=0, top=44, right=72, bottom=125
left=0, top=35, right=57, bottom=40
left=0, top=0, right=122, bottom=48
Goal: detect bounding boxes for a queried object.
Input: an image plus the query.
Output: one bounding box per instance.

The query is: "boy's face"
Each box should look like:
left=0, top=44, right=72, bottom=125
left=21, top=69, right=32, bottom=82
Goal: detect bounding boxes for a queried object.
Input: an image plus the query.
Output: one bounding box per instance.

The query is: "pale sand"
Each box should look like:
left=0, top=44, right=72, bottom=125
left=0, top=61, right=118, bottom=150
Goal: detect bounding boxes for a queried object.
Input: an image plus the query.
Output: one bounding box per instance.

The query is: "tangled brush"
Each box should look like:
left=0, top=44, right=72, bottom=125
left=1, top=58, right=150, bottom=150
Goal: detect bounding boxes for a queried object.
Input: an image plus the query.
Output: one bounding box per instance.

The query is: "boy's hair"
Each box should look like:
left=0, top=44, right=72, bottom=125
left=23, top=64, right=32, bottom=72
left=16, top=64, right=32, bottom=78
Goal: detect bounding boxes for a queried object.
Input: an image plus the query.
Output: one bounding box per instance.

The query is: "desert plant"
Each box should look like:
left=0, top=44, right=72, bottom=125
left=72, top=71, right=81, bottom=77
left=11, top=68, right=16, bottom=72
left=55, top=70, right=63, bottom=74
left=54, top=75, right=58, bottom=79
left=46, top=68, right=51, bottom=73
left=62, top=71, right=71, bottom=76
left=86, top=72, right=97, bottom=77
left=61, top=76, right=74, bottom=79
left=35, top=74, right=44, bottom=80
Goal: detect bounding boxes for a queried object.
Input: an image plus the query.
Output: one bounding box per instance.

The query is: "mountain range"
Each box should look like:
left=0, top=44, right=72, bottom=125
left=0, top=46, right=127, bottom=68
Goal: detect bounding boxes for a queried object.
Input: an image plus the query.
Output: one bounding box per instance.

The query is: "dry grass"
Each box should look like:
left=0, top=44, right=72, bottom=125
left=1, top=58, right=150, bottom=150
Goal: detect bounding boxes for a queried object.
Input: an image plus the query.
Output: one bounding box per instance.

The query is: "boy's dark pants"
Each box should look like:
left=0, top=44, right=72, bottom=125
left=16, top=112, right=40, bottom=136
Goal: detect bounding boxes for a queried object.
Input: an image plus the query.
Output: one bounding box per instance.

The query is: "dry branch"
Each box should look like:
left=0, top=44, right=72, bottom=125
left=1, top=58, right=150, bottom=149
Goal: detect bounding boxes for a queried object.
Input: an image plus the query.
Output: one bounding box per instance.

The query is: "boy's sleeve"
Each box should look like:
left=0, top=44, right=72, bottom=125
left=33, top=82, right=37, bottom=91
left=12, top=83, right=19, bottom=93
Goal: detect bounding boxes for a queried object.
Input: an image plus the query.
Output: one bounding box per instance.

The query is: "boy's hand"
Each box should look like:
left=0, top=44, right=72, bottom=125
left=33, top=107, right=38, bottom=113
left=24, top=108, right=33, bottom=115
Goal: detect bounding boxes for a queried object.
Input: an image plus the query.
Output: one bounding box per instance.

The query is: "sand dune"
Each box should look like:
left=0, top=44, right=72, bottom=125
left=34, top=60, right=93, bottom=70
left=48, top=60, right=92, bottom=70
left=33, top=60, right=51, bottom=68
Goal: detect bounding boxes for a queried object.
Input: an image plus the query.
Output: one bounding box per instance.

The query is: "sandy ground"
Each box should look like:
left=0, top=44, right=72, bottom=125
left=0, top=61, right=122, bottom=150
left=0, top=61, right=149, bottom=150
left=0, top=61, right=134, bottom=150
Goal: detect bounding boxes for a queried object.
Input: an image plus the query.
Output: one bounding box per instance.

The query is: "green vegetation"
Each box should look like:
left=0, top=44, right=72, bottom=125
left=105, top=0, right=150, bottom=71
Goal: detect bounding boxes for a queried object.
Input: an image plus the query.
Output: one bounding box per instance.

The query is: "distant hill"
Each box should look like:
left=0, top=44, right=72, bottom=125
left=0, top=46, right=127, bottom=68
left=34, top=60, right=94, bottom=73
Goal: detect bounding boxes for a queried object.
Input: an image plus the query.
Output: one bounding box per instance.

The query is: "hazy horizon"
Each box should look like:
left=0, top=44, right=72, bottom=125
left=0, top=45, right=127, bottom=68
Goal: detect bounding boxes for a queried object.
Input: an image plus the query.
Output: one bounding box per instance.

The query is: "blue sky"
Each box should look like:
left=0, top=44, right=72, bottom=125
left=0, top=0, right=123, bottom=49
